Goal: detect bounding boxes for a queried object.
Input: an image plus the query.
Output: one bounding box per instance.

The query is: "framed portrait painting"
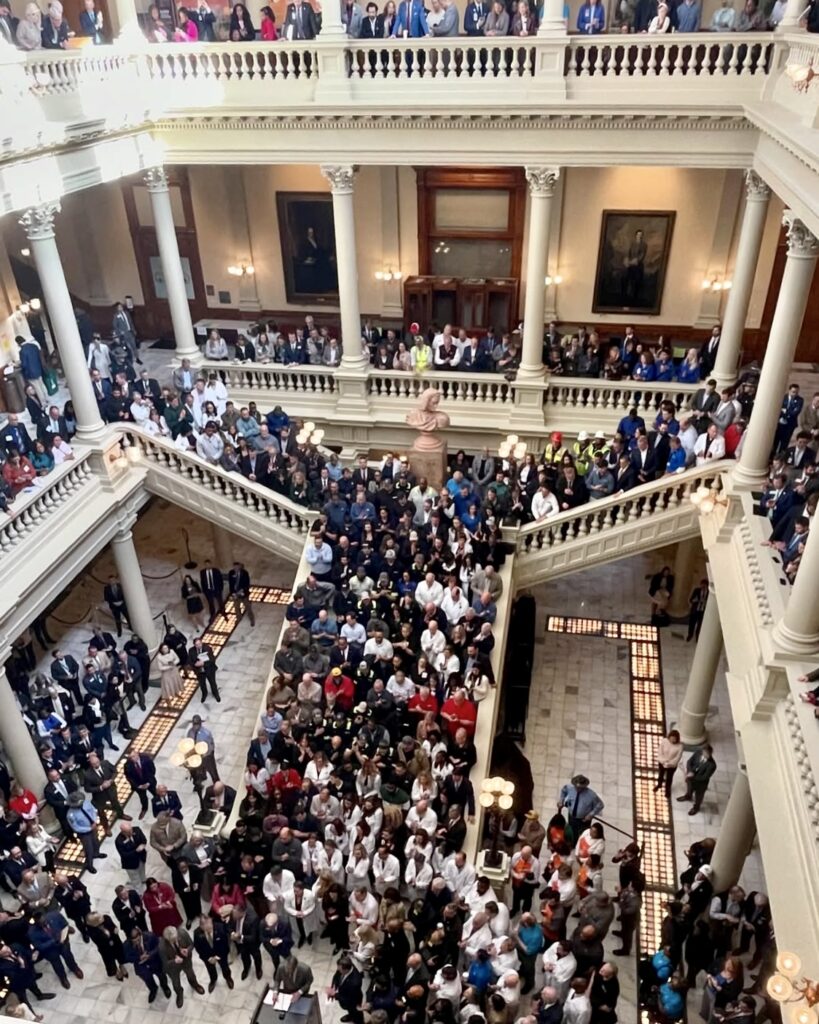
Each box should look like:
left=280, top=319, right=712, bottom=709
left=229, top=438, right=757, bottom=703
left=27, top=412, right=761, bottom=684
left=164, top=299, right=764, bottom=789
left=276, top=192, right=339, bottom=305
left=592, top=210, right=676, bottom=316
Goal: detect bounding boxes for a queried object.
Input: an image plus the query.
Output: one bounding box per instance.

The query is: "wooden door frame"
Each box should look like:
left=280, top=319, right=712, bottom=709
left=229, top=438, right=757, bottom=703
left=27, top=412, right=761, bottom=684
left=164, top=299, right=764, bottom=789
left=121, top=167, right=208, bottom=338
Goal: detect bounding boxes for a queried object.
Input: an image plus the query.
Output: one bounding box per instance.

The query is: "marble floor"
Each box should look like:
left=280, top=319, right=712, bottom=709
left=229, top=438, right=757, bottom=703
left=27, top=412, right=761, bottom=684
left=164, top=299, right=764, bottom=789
left=526, top=552, right=766, bottom=1021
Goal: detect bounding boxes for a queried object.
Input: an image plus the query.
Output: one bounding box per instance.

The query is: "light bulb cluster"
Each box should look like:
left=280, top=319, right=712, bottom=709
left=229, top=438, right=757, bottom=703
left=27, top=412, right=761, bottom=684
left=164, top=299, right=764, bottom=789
left=18, top=298, right=41, bottom=315
left=544, top=274, right=564, bottom=286
left=170, top=737, right=209, bottom=770
left=374, top=268, right=402, bottom=281
left=701, top=276, right=732, bottom=293
left=689, top=484, right=727, bottom=516
left=499, top=434, right=527, bottom=461
left=296, top=420, right=325, bottom=447
left=766, top=951, right=819, bottom=1024
left=479, top=776, right=516, bottom=810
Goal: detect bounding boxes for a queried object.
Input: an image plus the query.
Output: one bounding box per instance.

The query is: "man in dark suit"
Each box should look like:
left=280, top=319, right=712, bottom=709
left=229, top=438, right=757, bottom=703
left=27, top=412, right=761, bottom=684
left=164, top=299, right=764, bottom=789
left=648, top=424, right=672, bottom=475
left=282, top=0, right=319, bottom=38
left=690, top=379, right=720, bottom=434
left=171, top=858, right=203, bottom=928
left=84, top=753, right=132, bottom=833
left=230, top=905, right=262, bottom=981
left=760, top=473, right=797, bottom=529
left=630, top=435, right=657, bottom=485
left=188, top=638, right=220, bottom=703
left=152, top=784, right=184, bottom=820
left=112, top=301, right=140, bottom=365
left=785, top=432, right=816, bottom=474
left=199, top=560, right=225, bottom=621
left=1, top=416, right=32, bottom=456
left=193, top=916, right=234, bottom=993
left=38, top=406, right=69, bottom=444
left=90, top=370, right=113, bottom=410
left=239, top=448, right=271, bottom=489
left=124, top=749, right=157, bottom=819
left=613, top=454, right=637, bottom=493
left=43, top=769, right=78, bottom=835
left=123, top=927, right=171, bottom=1003
left=699, top=326, right=721, bottom=376
left=0, top=1, right=19, bottom=44
left=71, top=725, right=99, bottom=771
left=53, top=873, right=92, bottom=942
left=202, top=782, right=236, bottom=817
left=88, top=625, right=117, bottom=659
left=228, top=562, right=255, bottom=628
left=329, top=955, right=364, bottom=1024
left=50, top=650, right=83, bottom=706
left=103, top=575, right=130, bottom=637
left=133, top=370, right=163, bottom=410
left=115, top=822, right=148, bottom=887
left=774, top=384, right=805, bottom=454
left=112, top=885, right=148, bottom=935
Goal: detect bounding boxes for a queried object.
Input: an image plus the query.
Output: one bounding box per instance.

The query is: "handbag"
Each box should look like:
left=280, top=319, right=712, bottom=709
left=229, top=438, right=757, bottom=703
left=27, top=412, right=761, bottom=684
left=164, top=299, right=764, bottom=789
left=43, top=369, right=59, bottom=396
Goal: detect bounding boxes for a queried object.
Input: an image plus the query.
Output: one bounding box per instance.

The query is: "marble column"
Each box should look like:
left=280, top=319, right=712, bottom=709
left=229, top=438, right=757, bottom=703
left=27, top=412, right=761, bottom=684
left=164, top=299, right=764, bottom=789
left=144, top=168, right=200, bottom=364
left=777, top=0, right=807, bottom=29
left=678, top=593, right=723, bottom=746
left=111, top=528, right=157, bottom=653
left=212, top=522, right=234, bottom=570
left=0, top=662, right=47, bottom=797
left=19, top=203, right=106, bottom=443
left=519, top=168, right=560, bottom=379
left=709, top=771, right=756, bottom=890
left=713, top=171, right=772, bottom=390
left=734, top=214, right=819, bottom=487
left=668, top=537, right=704, bottom=619
left=321, top=165, right=367, bottom=371
left=772, top=524, right=819, bottom=655
left=537, top=0, right=567, bottom=32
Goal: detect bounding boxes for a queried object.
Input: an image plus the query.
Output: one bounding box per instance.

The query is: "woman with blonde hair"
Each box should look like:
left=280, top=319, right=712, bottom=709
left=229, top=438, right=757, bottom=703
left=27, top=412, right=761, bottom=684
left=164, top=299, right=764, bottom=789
left=350, top=922, right=380, bottom=973
left=156, top=642, right=182, bottom=701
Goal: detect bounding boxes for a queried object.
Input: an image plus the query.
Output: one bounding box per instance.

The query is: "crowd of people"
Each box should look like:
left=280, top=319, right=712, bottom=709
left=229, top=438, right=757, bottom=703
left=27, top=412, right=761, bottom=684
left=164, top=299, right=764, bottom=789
left=4, top=0, right=817, bottom=51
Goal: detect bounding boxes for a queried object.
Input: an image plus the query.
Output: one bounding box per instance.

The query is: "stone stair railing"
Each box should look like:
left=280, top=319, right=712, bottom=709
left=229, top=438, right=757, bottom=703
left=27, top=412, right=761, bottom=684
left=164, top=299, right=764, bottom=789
left=0, top=454, right=94, bottom=553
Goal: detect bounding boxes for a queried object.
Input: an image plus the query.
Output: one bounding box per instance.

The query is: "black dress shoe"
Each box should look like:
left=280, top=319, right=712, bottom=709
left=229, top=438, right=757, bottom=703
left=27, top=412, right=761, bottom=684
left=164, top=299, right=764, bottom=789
left=35, top=993, right=56, bottom=1001
left=688, top=807, right=699, bottom=815
left=676, top=795, right=689, bottom=802
left=60, top=979, right=70, bottom=990
left=97, top=853, right=108, bottom=859
left=241, top=968, right=250, bottom=981
left=613, top=949, right=629, bottom=956
left=176, top=993, right=184, bottom=1008
left=227, top=977, right=234, bottom=990
left=121, top=814, right=133, bottom=821
left=193, top=984, right=205, bottom=994
left=149, top=991, right=158, bottom=1003
left=162, top=986, right=171, bottom=998
left=208, top=980, right=216, bottom=994
left=256, top=967, right=262, bottom=980
left=87, top=866, right=97, bottom=874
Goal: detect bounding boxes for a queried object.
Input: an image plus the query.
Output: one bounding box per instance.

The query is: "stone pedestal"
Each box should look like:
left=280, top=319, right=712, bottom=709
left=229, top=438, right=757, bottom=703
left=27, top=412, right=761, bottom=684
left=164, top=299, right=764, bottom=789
left=409, top=445, right=448, bottom=490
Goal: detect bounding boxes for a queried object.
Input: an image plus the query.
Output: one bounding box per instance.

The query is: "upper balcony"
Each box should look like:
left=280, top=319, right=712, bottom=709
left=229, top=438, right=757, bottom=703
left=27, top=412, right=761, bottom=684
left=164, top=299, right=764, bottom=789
left=1, top=29, right=818, bottom=207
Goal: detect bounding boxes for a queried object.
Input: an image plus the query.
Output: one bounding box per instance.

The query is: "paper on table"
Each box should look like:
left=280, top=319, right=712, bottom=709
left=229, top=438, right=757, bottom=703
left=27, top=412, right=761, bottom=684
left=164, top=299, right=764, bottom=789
left=263, top=990, right=296, bottom=1010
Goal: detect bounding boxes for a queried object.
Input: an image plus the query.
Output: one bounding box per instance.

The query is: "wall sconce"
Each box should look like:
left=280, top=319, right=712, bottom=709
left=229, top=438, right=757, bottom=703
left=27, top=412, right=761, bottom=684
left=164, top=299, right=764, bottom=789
left=296, top=421, right=325, bottom=447
left=690, top=484, right=728, bottom=516
left=375, top=268, right=402, bottom=282
left=701, top=276, right=732, bottom=293
left=479, top=776, right=516, bottom=868
left=499, top=434, right=527, bottom=461
left=20, top=248, right=30, bottom=258
left=544, top=274, right=564, bottom=286
left=227, top=263, right=255, bottom=277
left=767, top=951, right=819, bottom=1024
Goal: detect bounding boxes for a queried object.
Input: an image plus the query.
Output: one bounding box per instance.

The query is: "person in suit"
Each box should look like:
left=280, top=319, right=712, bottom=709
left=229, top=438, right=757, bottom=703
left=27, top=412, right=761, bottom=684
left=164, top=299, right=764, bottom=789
left=123, top=750, right=157, bottom=819
left=103, top=575, right=130, bottom=637
left=613, top=454, right=637, bottom=493
left=78, top=0, right=104, bottom=42
left=431, top=0, right=459, bottom=32
left=50, top=650, right=83, bottom=706
left=170, top=858, right=203, bottom=928
left=0, top=0, right=19, bottom=43
left=342, top=0, right=363, bottom=34
left=687, top=579, right=709, bottom=642
left=189, top=638, right=220, bottom=703
left=689, top=379, right=720, bottom=434
left=229, top=904, right=263, bottom=980
left=172, top=359, right=196, bottom=394
left=392, top=0, right=429, bottom=34
left=1, top=416, right=33, bottom=456
left=116, top=822, right=149, bottom=889
left=630, top=435, right=657, bottom=484
left=239, top=447, right=271, bottom=487
left=775, top=384, right=805, bottom=454
left=43, top=769, right=78, bottom=834
left=39, top=406, right=69, bottom=444
left=123, top=927, right=171, bottom=1003
left=193, top=915, right=234, bottom=992
left=228, top=562, right=255, bottom=627
left=152, top=784, right=184, bottom=820
left=18, top=337, right=47, bottom=404
left=133, top=370, right=162, bottom=409
left=282, top=0, right=319, bottom=38
left=677, top=745, right=717, bottom=814
left=25, top=384, right=48, bottom=431
left=785, top=431, right=816, bottom=475
left=112, top=885, right=148, bottom=935
left=53, top=872, right=92, bottom=943
left=699, top=326, right=721, bottom=376
left=199, top=560, right=225, bottom=621
left=112, top=301, right=140, bottom=365
left=510, top=0, right=537, bottom=32
left=17, top=869, right=58, bottom=914
left=329, top=955, right=364, bottom=1024
left=760, top=473, right=796, bottom=529
left=28, top=909, right=84, bottom=989
left=85, top=753, right=132, bottom=833
left=648, top=425, right=672, bottom=475
left=202, top=782, right=236, bottom=817
left=464, top=0, right=489, bottom=32
left=90, top=370, right=113, bottom=412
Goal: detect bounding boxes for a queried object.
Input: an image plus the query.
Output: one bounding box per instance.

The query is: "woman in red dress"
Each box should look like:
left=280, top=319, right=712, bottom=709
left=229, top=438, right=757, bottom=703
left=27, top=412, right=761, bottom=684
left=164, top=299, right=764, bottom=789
left=143, top=878, right=182, bottom=936
left=209, top=877, right=245, bottom=919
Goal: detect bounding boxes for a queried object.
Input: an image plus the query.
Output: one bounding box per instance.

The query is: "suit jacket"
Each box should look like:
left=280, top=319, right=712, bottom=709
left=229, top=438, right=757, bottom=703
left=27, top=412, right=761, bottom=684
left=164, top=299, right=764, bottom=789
left=332, top=966, right=364, bottom=1010
left=630, top=447, right=657, bottom=482
left=510, top=9, right=537, bottom=32
left=231, top=906, right=260, bottom=946
left=84, top=761, right=118, bottom=802
left=104, top=582, right=127, bottom=611
left=38, top=416, right=69, bottom=443
left=282, top=2, right=319, bottom=38
left=124, top=931, right=161, bottom=978
left=112, top=892, right=147, bottom=934
left=199, top=566, right=225, bottom=596
left=239, top=451, right=271, bottom=484
left=464, top=0, right=489, bottom=32
left=614, top=464, right=638, bottom=492
left=342, top=1, right=363, bottom=35
left=17, top=873, right=56, bottom=910
left=785, top=445, right=816, bottom=470
left=194, top=920, right=230, bottom=962
left=50, top=655, right=80, bottom=687
left=116, top=828, right=148, bottom=869
left=112, top=310, right=136, bottom=343
left=648, top=431, right=671, bottom=474
left=431, top=2, right=459, bottom=33
left=0, top=13, right=18, bottom=44
left=172, top=367, right=197, bottom=393
left=152, top=789, right=184, bottom=819
left=188, top=644, right=217, bottom=678
left=228, top=568, right=251, bottom=596
left=44, top=776, right=78, bottom=812
left=203, top=784, right=236, bottom=817
left=392, top=0, right=429, bottom=34
left=133, top=378, right=162, bottom=404
left=1, top=422, right=32, bottom=455
left=124, top=754, right=156, bottom=790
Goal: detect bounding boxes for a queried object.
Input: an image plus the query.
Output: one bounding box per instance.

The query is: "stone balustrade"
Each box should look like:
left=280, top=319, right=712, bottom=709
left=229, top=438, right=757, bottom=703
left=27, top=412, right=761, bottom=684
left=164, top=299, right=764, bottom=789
left=0, top=455, right=94, bottom=553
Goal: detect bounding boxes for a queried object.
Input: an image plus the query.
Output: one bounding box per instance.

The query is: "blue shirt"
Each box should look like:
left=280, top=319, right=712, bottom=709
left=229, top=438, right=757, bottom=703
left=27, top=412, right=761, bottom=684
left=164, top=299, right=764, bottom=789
left=467, top=958, right=495, bottom=992
left=577, top=1, right=605, bottom=32
left=616, top=414, right=646, bottom=441
left=676, top=363, right=701, bottom=384
left=518, top=923, right=544, bottom=956
left=558, top=783, right=605, bottom=820
left=666, top=448, right=686, bottom=473
left=675, top=0, right=701, bottom=30
left=66, top=800, right=98, bottom=834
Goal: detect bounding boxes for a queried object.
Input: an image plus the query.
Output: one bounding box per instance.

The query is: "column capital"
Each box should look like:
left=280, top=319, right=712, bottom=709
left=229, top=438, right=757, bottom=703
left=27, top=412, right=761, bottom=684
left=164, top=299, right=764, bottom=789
left=525, top=167, right=560, bottom=198
left=144, top=166, right=169, bottom=194
left=744, top=170, right=771, bottom=202
left=19, top=202, right=61, bottom=241
left=321, top=165, right=356, bottom=195
left=783, top=212, right=819, bottom=259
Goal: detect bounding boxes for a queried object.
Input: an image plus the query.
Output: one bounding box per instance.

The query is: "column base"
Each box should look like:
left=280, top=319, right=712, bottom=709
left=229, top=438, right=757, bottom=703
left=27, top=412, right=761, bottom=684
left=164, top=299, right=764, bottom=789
left=771, top=621, right=819, bottom=658
left=678, top=709, right=708, bottom=748
left=172, top=347, right=204, bottom=369
left=74, top=422, right=110, bottom=445
left=729, top=464, right=769, bottom=490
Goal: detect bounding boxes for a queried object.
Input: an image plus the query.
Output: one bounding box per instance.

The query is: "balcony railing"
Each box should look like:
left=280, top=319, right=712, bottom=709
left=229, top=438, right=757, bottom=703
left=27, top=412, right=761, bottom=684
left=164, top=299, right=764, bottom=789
left=0, top=455, right=94, bottom=553
left=10, top=30, right=806, bottom=120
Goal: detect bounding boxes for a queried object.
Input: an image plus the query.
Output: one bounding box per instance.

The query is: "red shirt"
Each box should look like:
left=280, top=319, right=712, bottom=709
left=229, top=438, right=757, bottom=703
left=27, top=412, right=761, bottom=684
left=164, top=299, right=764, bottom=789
left=324, top=673, right=355, bottom=711
left=9, top=790, right=38, bottom=819
left=409, top=692, right=439, bottom=716
left=440, top=697, right=477, bottom=738
left=261, top=16, right=278, bottom=38
left=269, top=768, right=301, bottom=792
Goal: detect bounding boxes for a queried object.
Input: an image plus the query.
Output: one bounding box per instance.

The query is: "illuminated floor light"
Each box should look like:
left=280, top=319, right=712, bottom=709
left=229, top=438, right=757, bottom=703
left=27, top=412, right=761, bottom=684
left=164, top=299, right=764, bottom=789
left=545, top=615, right=677, bottom=963
left=53, top=586, right=289, bottom=874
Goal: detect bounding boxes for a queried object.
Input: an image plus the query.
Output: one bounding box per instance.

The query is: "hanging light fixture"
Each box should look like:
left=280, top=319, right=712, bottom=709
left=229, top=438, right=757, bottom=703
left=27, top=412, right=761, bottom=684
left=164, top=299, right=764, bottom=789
left=767, top=951, right=819, bottom=1024
left=170, top=737, right=209, bottom=771
left=499, top=433, right=527, bottom=461
left=295, top=421, right=325, bottom=447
